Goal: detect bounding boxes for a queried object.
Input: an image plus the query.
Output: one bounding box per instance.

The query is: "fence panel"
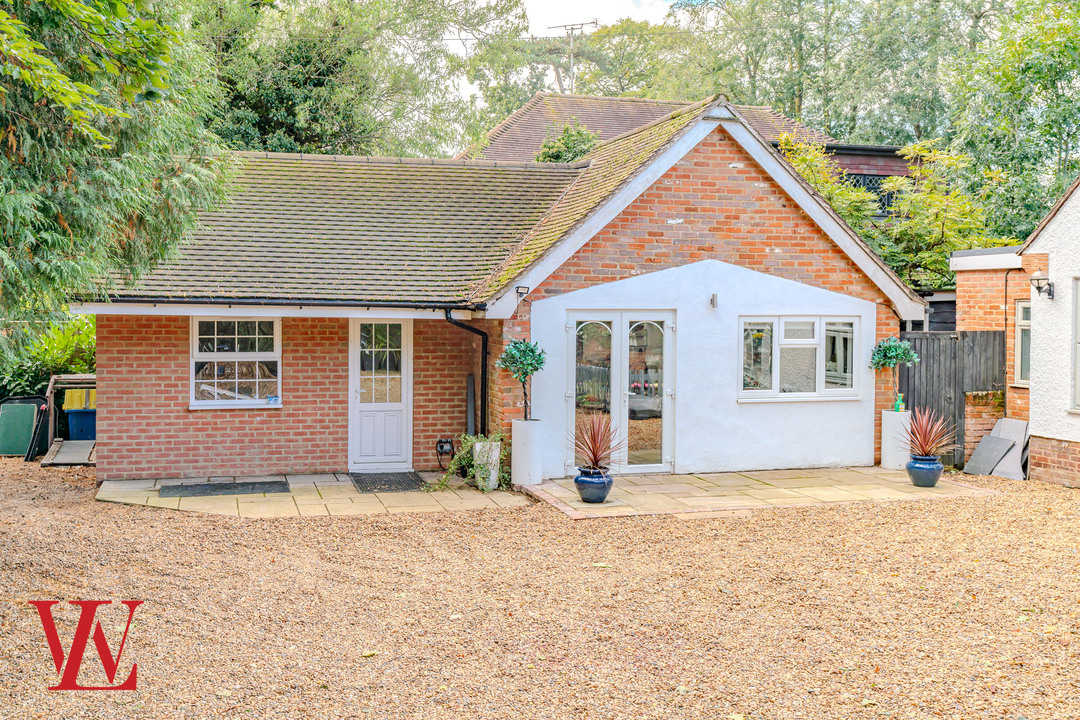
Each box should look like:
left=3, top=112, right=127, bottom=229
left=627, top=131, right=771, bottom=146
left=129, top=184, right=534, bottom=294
left=898, top=330, right=1006, bottom=469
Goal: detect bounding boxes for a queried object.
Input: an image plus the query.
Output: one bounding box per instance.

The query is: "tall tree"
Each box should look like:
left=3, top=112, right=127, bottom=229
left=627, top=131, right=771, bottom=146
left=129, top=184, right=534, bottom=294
left=952, top=0, right=1080, bottom=239
left=189, top=0, right=528, bottom=157
left=0, top=0, right=224, bottom=332
left=575, top=20, right=665, bottom=97
left=781, top=135, right=1015, bottom=288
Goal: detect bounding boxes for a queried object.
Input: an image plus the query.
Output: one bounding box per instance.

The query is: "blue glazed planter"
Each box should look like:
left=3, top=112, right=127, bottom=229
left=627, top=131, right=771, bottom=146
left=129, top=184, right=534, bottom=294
left=574, top=467, right=614, bottom=503
left=906, top=455, right=944, bottom=487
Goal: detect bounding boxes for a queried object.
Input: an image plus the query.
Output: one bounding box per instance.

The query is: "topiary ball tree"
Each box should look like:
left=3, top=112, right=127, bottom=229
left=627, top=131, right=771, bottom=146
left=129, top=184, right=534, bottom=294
left=869, top=337, right=920, bottom=403
left=496, top=340, right=547, bottom=421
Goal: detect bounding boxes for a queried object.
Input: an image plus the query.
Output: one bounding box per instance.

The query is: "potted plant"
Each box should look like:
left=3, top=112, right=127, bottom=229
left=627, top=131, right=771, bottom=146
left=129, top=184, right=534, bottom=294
left=870, top=337, right=920, bottom=470
left=901, top=407, right=957, bottom=487
left=496, top=339, right=546, bottom=486
left=438, top=432, right=507, bottom=492
left=571, top=413, right=626, bottom=503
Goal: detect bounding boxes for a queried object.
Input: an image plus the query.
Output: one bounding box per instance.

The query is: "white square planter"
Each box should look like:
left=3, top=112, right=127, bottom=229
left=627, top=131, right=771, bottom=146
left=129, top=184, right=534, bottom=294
left=511, top=419, right=543, bottom=486
left=472, top=440, right=501, bottom=491
left=881, top=410, right=912, bottom=470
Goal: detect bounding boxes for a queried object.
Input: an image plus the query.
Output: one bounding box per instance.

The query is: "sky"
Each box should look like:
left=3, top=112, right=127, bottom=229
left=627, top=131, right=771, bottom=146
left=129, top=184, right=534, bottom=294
left=521, top=0, right=673, bottom=37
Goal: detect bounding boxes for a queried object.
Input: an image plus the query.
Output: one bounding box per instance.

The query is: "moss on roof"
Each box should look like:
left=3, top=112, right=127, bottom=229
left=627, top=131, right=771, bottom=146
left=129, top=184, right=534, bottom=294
left=467, top=99, right=716, bottom=299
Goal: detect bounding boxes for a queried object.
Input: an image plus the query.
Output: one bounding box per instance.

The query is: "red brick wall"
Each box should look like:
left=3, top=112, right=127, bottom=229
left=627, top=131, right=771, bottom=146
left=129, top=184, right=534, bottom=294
left=503, top=125, right=903, bottom=459
left=1029, top=436, right=1080, bottom=488
left=98, top=315, right=495, bottom=479
left=412, top=318, right=486, bottom=470
left=953, top=253, right=1048, bottom=421
left=963, top=391, right=1005, bottom=461
left=97, top=315, right=350, bottom=481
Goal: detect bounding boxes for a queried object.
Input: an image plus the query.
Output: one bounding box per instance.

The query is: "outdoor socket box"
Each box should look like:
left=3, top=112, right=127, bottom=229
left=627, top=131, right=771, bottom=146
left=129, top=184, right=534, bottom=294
left=436, top=439, right=454, bottom=456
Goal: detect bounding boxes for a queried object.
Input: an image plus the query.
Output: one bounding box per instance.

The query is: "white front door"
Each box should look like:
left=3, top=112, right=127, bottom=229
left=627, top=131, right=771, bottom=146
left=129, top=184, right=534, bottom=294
left=568, top=312, right=675, bottom=475
left=349, top=319, right=413, bottom=471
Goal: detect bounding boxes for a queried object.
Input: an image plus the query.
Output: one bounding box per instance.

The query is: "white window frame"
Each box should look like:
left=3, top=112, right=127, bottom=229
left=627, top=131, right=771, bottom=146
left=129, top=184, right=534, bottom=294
left=1015, top=299, right=1030, bottom=387
left=190, top=317, right=283, bottom=409
left=738, top=315, right=860, bottom=401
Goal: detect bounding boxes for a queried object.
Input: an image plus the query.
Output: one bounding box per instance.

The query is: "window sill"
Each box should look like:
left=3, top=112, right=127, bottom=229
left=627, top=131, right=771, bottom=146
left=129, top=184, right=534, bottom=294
left=737, top=394, right=862, bottom=404
left=189, top=402, right=283, bottom=411
left=1010, top=382, right=1030, bottom=389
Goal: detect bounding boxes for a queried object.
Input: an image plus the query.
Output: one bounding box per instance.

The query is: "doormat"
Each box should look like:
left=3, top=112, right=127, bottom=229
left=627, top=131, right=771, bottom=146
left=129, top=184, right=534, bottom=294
left=159, top=480, right=291, bottom=498
left=349, top=471, right=426, bottom=493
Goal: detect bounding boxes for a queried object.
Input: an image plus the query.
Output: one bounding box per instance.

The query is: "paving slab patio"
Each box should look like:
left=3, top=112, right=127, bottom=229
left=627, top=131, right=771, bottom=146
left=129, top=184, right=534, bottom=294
left=520, top=467, right=995, bottom=519
left=96, top=472, right=533, bottom=517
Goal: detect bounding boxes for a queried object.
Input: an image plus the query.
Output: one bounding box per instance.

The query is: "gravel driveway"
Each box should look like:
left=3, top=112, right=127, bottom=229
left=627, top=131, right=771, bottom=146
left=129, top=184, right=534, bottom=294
left=1, top=458, right=1078, bottom=719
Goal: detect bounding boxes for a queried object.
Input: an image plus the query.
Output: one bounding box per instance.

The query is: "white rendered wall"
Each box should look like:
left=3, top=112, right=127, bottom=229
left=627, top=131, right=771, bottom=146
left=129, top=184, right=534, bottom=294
left=1026, top=195, right=1080, bottom=442
left=528, top=260, right=879, bottom=478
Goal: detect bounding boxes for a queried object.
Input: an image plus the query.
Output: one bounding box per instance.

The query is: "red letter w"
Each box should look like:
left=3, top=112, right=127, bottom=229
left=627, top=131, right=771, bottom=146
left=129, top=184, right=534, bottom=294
left=29, top=600, right=142, bottom=690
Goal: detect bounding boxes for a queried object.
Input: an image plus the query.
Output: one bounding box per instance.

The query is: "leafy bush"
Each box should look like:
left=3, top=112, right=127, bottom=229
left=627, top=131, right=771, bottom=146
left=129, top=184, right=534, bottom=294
left=535, top=118, right=599, bottom=163
left=434, top=431, right=510, bottom=492
left=496, top=339, right=546, bottom=420
left=0, top=317, right=96, bottom=398
left=869, top=337, right=919, bottom=402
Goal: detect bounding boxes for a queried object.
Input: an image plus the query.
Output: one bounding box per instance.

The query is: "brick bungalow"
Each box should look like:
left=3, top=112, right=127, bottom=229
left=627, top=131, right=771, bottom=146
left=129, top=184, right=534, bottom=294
left=78, top=97, right=924, bottom=482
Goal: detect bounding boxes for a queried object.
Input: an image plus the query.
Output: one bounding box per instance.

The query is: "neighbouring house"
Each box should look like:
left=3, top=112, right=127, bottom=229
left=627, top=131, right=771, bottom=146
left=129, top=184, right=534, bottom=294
left=77, top=96, right=924, bottom=482
left=949, top=247, right=1047, bottom=463
left=462, top=92, right=910, bottom=205
left=1018, top=176, right=1080, bottom=487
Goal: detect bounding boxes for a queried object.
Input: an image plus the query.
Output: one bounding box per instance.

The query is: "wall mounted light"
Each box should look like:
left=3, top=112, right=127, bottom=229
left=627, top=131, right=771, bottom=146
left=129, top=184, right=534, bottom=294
left=1030, top=270, right=1054, bottom=299
left=515, top=286, right=530, bottom=299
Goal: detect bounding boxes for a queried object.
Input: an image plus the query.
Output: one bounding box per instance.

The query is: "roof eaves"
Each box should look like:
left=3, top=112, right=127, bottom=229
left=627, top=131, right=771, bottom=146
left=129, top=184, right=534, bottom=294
left=100, top=294, right=485, bottom=309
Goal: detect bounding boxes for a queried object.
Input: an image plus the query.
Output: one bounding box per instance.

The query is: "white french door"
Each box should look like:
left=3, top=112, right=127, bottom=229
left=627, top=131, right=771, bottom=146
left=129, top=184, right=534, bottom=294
left=349, top=319, right=413, bottom=471
left=567, top=312, right=675, bottom=475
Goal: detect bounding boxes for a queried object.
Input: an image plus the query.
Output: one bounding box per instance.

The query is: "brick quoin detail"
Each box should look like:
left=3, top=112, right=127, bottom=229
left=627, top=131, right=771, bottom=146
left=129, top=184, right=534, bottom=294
left=98, top=315, right=494, bottom=479
left=502, top=125, right=903, bottom=459
left=1029, top=436, right=1080, bottom=488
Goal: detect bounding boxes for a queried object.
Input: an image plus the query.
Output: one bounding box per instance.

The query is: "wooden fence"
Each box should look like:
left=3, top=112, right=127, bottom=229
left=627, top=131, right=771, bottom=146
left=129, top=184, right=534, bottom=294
left=898, top=331, right=1005, bottom=468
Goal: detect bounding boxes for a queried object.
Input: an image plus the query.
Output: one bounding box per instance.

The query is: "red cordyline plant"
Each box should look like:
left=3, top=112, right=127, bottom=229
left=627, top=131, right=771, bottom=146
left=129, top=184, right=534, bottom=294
left=572, top=413, right=626, bottom=470
left=903, top=406, right=958, bottom=458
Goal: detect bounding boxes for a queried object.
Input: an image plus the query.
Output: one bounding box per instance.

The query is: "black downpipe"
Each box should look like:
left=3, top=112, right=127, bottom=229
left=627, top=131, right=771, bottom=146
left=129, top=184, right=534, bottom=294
left=444, top=309, right=488, bottom=436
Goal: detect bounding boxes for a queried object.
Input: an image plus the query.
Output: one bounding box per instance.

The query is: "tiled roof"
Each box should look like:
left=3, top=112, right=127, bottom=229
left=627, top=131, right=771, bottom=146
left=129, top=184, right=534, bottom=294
left=733, top=105, right=837, bottom=144
left=461, top=93, right=835, bottom=161
left=467, top=99, right=715, bottom=299
left=112, top=155, right=585, bottom=305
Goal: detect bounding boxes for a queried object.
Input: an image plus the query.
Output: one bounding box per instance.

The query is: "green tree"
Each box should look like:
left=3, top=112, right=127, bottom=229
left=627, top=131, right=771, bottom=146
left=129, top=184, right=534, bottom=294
left=495, top=339, right=545, bottom=420
left=0, top=0, right=178, bottom=146
left=781, top=135, right=1015, bottom=288
left=535, top=119, right=599, bottom=163
left=464, top=35, right=563, bottom=149
left=1, top=0, right=224, bottom=335
left=576, top=19, right=665, bottom=96
left=873, top=141, right=1016, bottom=288
left=952, top=0, right=1080, bottom=239
left=778, top=134, right=880, bottom=230
left=189, top=0, right=528, bottom=157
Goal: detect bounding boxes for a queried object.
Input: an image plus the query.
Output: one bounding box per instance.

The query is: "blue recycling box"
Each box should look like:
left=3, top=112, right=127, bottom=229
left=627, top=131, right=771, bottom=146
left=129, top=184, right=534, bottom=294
left=66, top=409, right=97, bottom=441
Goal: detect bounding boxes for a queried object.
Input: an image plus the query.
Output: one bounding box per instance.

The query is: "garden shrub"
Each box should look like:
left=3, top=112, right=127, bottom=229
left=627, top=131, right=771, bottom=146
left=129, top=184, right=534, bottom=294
left=0, top=316, right=96, bottom=399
